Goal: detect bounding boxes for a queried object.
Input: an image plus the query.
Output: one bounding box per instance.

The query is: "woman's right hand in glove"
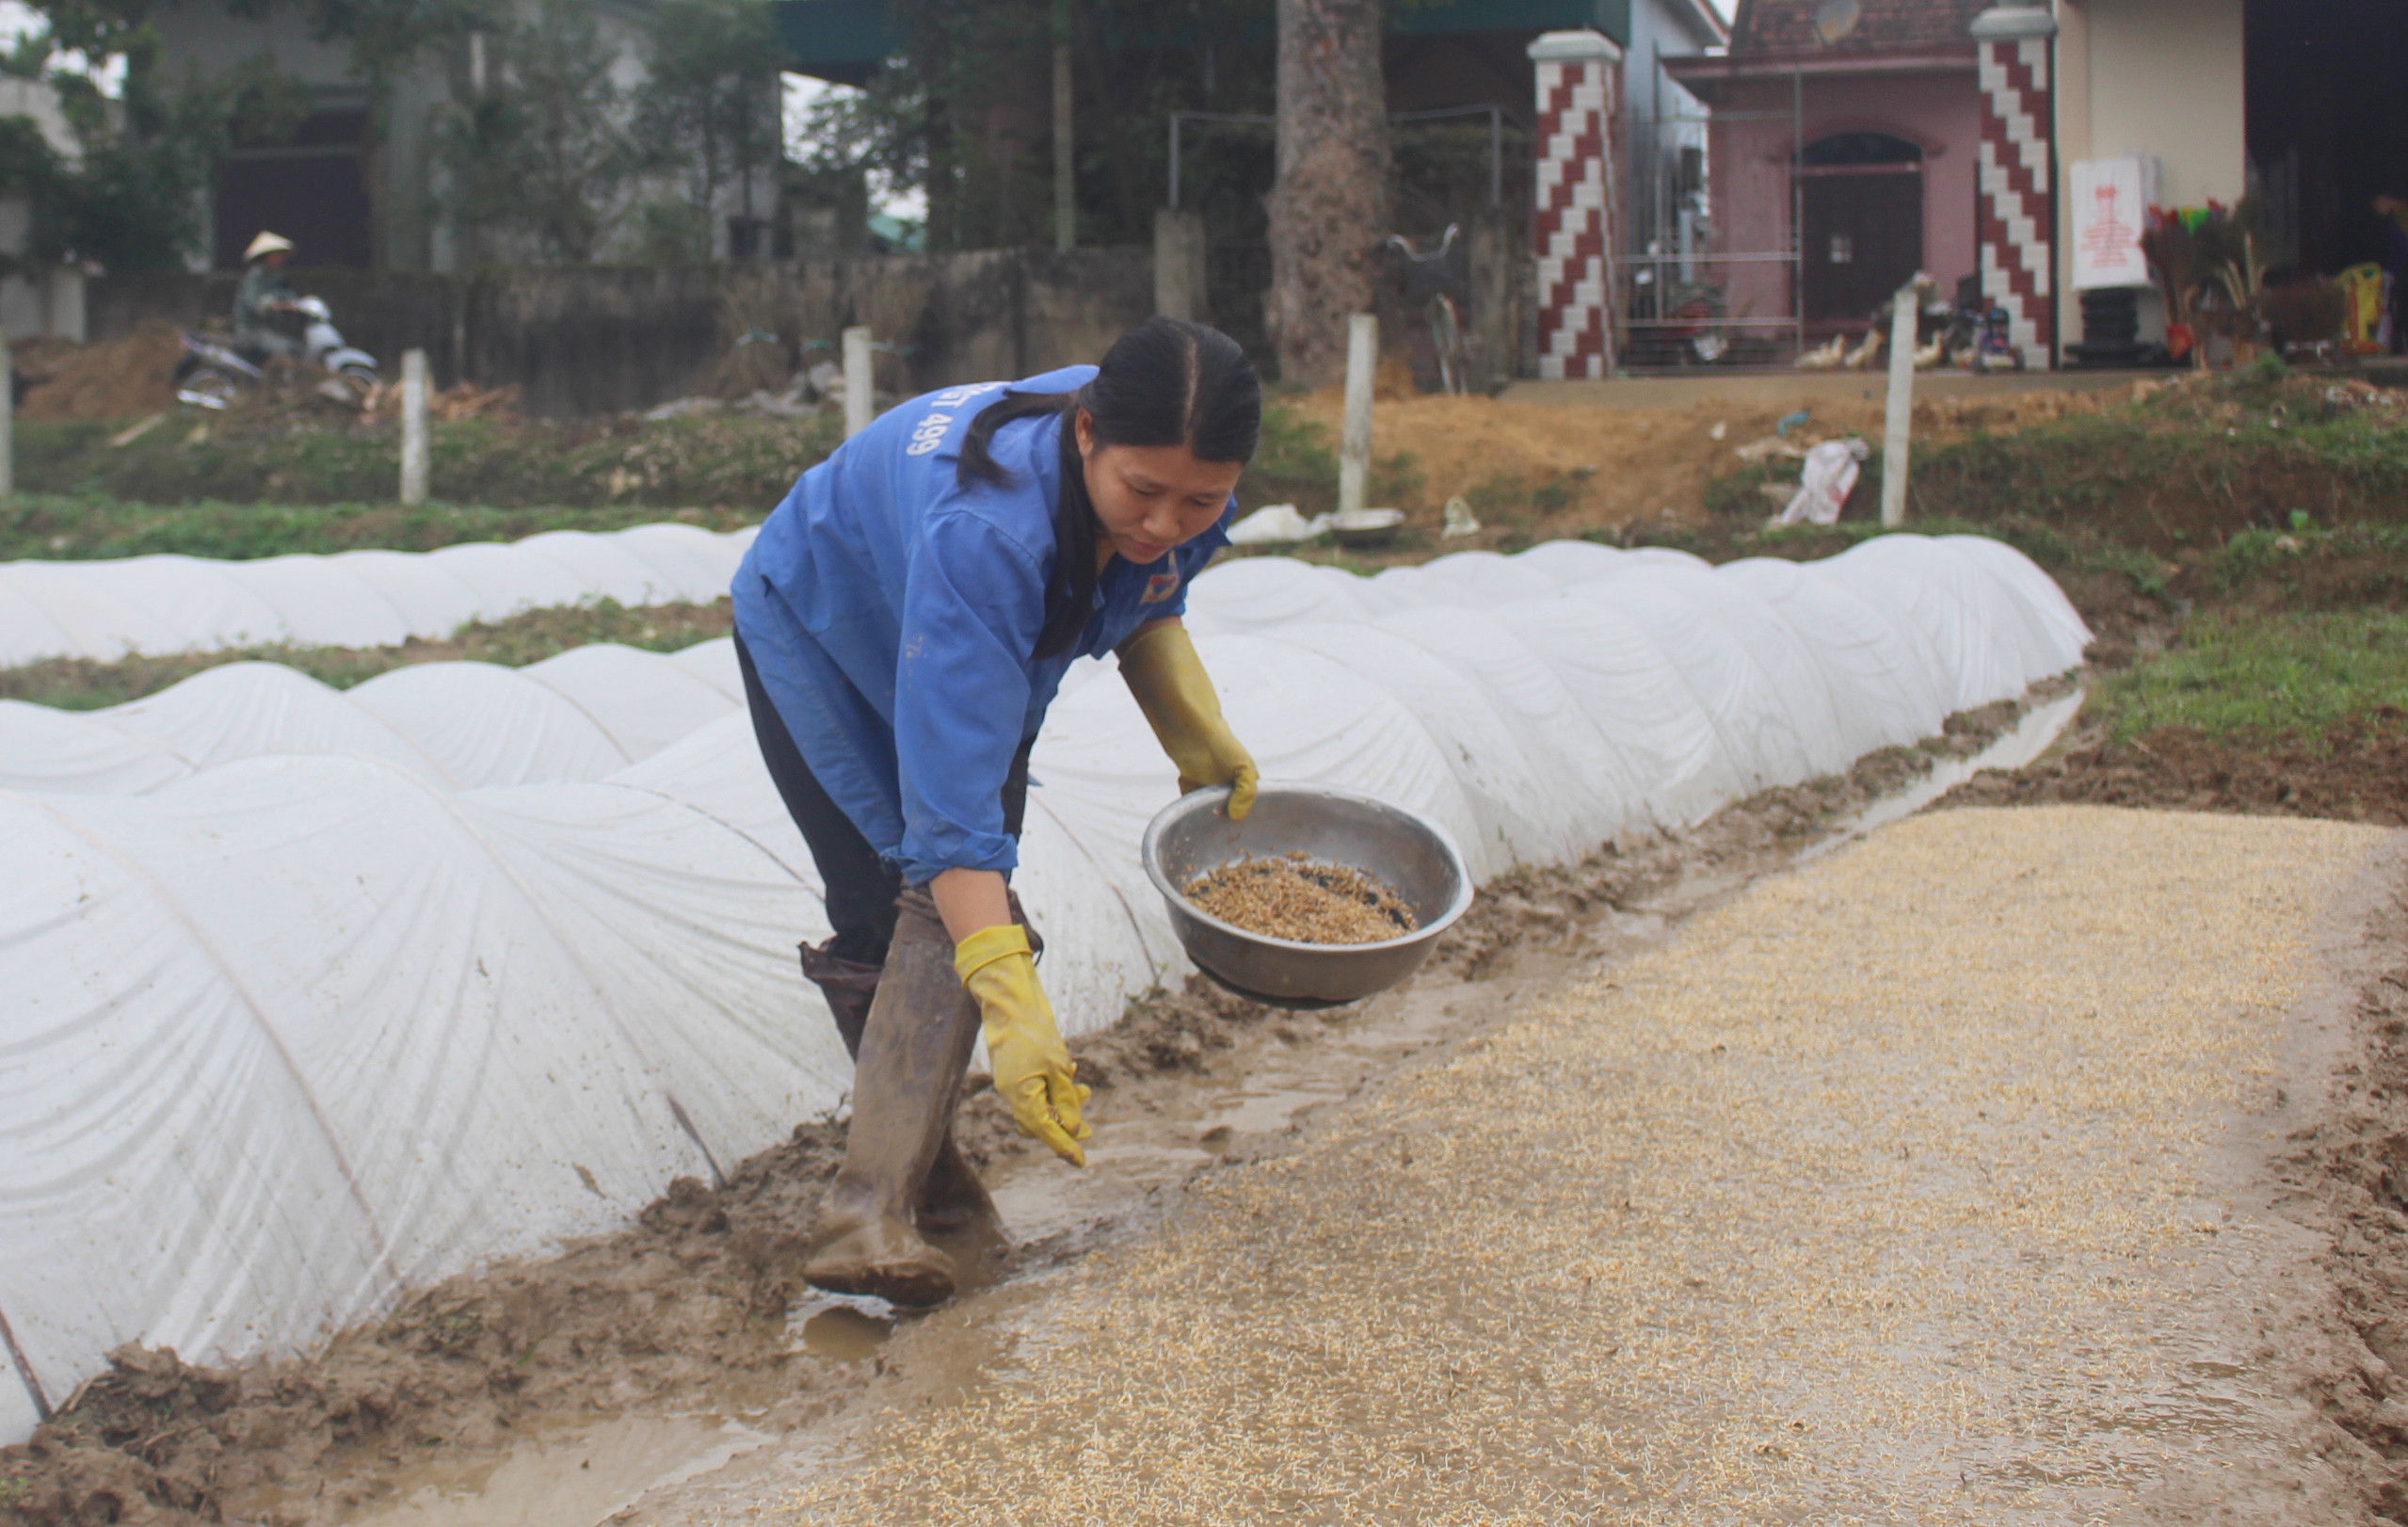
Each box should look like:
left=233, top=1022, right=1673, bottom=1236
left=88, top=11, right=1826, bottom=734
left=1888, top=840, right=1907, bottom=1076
left=955, top=924, right=1091, bottom=1165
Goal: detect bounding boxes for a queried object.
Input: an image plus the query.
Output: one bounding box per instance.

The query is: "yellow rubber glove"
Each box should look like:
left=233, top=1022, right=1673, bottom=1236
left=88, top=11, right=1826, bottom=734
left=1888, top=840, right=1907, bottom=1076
left=1117, top=621, right=1259, bottom=820
left=955, top=924, right=1091, bottom=1166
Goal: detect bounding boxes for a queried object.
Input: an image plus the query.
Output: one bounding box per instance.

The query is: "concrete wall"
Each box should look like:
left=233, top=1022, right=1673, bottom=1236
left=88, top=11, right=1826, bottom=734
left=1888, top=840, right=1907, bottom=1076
left=91, top=249, right=1156, bottom=417
left=2052, top=0, right=2247, bottom=347
left=147, top=4, right=358, bottom=93
left=1704, top=68, right=1983, bottom=334
left=1623, top=14, right=1715, bottom=267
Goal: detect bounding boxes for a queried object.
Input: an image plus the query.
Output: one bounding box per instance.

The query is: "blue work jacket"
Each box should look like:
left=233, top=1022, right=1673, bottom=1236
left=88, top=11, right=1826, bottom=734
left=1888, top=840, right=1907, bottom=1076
left=732, top=365, right=1234, bottom=885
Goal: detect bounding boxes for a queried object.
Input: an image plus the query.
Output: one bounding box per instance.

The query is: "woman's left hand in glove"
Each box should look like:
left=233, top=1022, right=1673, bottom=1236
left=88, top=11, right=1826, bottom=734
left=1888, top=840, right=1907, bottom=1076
left=955, top=924, right=1091, bottom=1165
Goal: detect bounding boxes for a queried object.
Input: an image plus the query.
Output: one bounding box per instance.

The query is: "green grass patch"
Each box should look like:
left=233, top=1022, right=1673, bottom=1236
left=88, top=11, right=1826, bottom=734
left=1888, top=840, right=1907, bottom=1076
left=2095, top=608, right=2408, bottom=747
left=0, top=492, right=761, bottom=563
left=1700, top=362, right=2408, bottom=555
left=17, top=410, right=841, bottom=511
left=2208, top=518, right=2408, bottom=604
left=1240, top=406, right=1428, bottom=519
left=1905, top=409, right=2408, bottom=548
left=0, top=597, right=733, bottom=711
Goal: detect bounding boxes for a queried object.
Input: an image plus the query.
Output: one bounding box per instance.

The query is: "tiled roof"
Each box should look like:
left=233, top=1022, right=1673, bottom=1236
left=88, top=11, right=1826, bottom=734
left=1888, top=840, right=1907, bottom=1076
left=1730, top=0, right=1990, bottom=54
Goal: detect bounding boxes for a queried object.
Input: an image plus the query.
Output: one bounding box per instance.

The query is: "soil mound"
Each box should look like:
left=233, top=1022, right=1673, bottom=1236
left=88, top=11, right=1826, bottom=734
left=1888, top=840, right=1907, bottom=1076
left=15, top=324, right=185, bottom=421
left=1278, top=384, right=2128, bottom=528
left=1943, top=713, right=2408, bottom=827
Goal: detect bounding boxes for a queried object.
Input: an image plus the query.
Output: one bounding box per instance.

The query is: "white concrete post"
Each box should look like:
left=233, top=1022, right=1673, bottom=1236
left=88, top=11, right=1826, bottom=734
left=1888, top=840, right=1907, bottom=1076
left=1880, top=281, right=1921, bottom=528
left=399, top=348, right=429, bottom=506
left=43, top=265, right=84, bottom=344
left=1338, top=313, right=1377, bottom=516
left=843, top=326, right=874, bottom=439
left=0, top=326, right=16, bottom=499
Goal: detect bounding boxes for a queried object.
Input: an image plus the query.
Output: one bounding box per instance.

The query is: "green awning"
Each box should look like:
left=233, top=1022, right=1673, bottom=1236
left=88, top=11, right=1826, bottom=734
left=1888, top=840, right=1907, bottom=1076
left=1389, top=0, right=1629, bottom=42
left=774, top=0, right=1633, bottom=82
left=776, top=0, right=906, bottom=84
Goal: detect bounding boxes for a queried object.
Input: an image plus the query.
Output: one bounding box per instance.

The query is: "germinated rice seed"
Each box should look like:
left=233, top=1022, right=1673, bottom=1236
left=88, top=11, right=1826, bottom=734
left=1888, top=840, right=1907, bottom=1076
left=1182, top=850, right=1419, bottom=944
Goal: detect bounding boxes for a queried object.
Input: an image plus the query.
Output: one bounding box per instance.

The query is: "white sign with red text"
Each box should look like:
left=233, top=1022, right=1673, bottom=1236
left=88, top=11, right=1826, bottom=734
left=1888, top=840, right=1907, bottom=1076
left=2071, top=155, right=2155, bottom=290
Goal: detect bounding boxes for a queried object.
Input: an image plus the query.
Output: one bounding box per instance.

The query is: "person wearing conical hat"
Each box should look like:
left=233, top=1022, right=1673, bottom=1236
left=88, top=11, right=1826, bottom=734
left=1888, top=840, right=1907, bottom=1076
left=233, top=232, right=300, bottom=358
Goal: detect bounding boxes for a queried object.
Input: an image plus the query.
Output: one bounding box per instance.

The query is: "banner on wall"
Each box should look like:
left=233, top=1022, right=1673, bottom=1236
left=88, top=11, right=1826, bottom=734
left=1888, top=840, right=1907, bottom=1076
left=2070, top=155, right=2156, bottom=291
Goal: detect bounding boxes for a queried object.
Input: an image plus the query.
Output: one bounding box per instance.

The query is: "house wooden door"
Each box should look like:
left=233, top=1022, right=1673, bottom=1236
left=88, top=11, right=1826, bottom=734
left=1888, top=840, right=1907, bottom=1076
left=1798, top=131, right=1926, bottom=325
left=1803, top=170, right=1923, bottom=322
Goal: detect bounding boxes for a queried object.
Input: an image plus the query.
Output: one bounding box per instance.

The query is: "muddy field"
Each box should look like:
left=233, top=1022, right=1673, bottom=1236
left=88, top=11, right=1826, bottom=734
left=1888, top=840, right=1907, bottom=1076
left=0, top=695, right=2054, bottom=1527
left=8, top=366, right=2406, bottom=1522
left=6, top=533, right=2401, bottom=1523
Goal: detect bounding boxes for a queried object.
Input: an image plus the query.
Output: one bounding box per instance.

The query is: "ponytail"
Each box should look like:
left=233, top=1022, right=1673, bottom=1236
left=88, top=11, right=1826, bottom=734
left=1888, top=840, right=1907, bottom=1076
left=957, top=317, right=1261, bottom=660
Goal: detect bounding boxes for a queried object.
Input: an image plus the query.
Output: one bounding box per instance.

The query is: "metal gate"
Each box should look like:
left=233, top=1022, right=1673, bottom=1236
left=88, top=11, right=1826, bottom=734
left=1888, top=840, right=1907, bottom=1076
left=1619, top=62, right=1806, bottom=372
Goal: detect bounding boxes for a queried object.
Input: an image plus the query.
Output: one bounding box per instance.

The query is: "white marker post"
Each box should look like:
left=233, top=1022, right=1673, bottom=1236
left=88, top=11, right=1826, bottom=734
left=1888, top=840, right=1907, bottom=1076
left=1879, top=277, right=1923, bottom=528
left=399, top=348, right=429, bottom=506
left=1338, top=313, right=1377, bottom=517
left=842, top=326, right=874, bottom=440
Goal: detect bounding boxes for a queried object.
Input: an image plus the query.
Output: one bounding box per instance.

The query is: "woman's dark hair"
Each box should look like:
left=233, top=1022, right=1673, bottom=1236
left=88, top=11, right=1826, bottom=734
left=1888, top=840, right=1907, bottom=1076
left=957, top=317, right=1261, bottom=658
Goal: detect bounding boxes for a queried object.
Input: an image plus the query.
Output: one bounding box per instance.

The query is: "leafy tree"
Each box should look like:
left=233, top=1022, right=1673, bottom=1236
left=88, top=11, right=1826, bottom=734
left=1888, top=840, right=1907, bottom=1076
left=0, top=3, right=313, bottom=271
left=275, top=0, right=491, bottom=261
left=633, top=0, right=783, bottom=261
left=438, top=0, right=634, bottom=262
left=783, top=0, right=1276, bottom=255
left=784, top=55, right=934, bottom=242
left=20, top=0, right=482, bottom=266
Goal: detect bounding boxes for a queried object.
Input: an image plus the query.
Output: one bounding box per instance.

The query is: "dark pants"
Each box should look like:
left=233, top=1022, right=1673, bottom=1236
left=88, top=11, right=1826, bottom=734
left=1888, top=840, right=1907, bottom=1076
left=734, top=630, right=1033, bottom=968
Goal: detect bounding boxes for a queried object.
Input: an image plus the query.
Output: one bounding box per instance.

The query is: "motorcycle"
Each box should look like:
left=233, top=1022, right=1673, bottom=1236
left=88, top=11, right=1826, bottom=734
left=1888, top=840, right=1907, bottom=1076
left=1381, top=224, right=1471, bottom=395
left=175, top=296, right=381, bottom=410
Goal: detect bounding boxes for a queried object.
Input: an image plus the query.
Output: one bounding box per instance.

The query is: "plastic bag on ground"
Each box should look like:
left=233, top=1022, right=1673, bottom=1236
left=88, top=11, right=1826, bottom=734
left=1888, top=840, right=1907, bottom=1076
left=1776, top=438, right=1871, bottom=525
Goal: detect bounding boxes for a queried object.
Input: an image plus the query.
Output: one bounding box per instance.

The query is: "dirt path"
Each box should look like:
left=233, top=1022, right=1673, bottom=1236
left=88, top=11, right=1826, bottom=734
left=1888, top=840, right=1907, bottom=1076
left=663, top=808, right=2399, bottom=1525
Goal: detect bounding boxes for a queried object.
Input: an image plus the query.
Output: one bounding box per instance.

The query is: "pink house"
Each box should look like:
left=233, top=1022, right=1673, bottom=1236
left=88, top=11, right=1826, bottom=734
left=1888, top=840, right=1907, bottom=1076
left=1666, top=0, right=1990, bottom=350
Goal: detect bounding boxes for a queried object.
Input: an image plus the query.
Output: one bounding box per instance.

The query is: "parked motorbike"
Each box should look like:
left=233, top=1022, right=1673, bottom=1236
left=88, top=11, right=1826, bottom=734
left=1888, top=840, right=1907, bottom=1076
left=1381, top=224, right=1471, bottom=395
left=1933, top=274, right=2019, bottom=372
left=175, top=297, right=381, bottom=410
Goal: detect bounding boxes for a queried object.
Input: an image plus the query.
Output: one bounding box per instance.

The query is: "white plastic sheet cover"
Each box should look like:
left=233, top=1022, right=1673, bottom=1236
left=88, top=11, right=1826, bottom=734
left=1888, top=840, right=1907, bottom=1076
left=0, top=524, right=759, bottom=667
left=0, top=640, right=746, bottom=795
left=0, top=535, right=2092, bottom=1443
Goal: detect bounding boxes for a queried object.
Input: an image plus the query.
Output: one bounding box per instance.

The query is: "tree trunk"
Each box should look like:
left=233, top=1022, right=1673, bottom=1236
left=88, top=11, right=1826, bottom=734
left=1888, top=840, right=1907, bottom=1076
left=1265, top=0, right=1389, bottom=388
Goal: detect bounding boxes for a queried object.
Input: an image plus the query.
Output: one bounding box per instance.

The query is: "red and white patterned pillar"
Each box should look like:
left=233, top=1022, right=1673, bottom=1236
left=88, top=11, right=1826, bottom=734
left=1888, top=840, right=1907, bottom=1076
left=1528, top=29, right=1622, bottom=380
left=1973, top=7, right=2059, bottom=369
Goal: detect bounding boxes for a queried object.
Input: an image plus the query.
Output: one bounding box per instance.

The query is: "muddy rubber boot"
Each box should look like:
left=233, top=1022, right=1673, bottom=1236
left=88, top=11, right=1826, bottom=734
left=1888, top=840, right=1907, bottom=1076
left=801, top=938, right=1002, bottom=1246
left=798, top=938, right=881, bottom=1057
left=803, top=892, right=986, bottom=1307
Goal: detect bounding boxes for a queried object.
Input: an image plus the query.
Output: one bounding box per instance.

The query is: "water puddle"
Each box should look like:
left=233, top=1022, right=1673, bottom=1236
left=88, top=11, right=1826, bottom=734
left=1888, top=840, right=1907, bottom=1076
left=790, top=1294, right=898, bottom=1362
left=271, top=1413, right=771, bottom=1527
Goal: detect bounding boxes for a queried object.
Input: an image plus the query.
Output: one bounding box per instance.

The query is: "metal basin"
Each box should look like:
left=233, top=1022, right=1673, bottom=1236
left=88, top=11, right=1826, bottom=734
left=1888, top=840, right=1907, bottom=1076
left=1142, top=783, right=1474, bottom=1009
